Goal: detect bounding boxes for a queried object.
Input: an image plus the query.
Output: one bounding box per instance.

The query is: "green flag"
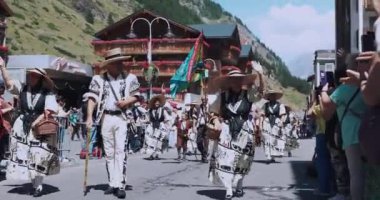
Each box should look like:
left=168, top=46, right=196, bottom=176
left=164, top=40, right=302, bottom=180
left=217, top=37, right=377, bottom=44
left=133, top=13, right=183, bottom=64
left=170, top=47, right=195, bottom=98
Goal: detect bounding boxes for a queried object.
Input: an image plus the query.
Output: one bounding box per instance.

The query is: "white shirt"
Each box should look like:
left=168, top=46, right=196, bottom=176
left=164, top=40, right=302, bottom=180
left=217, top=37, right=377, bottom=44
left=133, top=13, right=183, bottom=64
left=87, top=72, right=141, bottom=123
left=9, top=80, right=58, bottom=113
left=104, top=73, right=124, bottom=111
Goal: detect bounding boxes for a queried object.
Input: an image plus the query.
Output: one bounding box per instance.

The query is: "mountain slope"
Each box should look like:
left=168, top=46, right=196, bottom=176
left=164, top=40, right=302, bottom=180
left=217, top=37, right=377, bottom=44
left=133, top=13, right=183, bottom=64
left=5, top=0, right=307, bottom=109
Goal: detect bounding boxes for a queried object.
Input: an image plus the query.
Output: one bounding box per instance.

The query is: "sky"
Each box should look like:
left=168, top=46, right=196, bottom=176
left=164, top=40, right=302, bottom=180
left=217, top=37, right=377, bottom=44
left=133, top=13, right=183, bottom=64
left=214, top=0, right=335, bottom=78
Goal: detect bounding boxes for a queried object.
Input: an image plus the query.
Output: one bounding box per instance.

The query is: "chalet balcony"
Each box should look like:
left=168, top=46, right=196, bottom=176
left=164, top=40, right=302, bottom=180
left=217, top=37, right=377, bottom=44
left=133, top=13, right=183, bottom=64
left=92, top=38, right=197, bottom=57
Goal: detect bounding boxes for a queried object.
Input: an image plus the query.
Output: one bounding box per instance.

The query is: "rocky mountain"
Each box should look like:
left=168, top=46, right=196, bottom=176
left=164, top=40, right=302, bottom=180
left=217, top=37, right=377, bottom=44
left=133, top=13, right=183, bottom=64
left=5, top=0, right=307, bottom=109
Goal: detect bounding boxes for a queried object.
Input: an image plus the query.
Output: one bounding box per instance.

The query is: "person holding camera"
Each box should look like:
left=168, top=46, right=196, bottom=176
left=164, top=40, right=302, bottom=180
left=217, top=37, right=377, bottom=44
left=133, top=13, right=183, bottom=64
left=321, top=65, right=368, bottom=200
left=0, top=58, right=59, bottom=197
left=308, top=88, right=334, bottom=196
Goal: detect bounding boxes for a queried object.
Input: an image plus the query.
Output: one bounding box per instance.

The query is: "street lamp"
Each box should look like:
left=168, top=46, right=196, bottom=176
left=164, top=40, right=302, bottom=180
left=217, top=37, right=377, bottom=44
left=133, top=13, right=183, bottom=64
left=204, top=58, right=218, bottom=72
left=127, top=17, right=175, bottom=64
left=127, top=17, right=175, bottom=100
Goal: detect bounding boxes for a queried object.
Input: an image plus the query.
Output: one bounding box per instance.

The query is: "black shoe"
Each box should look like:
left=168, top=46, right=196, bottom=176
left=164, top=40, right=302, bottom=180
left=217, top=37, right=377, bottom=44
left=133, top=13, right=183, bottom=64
left=288, top=152, right=292, bottom=157
left=147, top=155, right=154, bottom=160
left=115, top=189, right=126, bottom=199
left=33, top=188, right=43, bottom=197
left=154, top=155, right=159, bottom=160
left=104, top=186, right=115, bottom=195
left=235, top=189, right=244, bottom=197
left=225, top=194, right=232, bottom=200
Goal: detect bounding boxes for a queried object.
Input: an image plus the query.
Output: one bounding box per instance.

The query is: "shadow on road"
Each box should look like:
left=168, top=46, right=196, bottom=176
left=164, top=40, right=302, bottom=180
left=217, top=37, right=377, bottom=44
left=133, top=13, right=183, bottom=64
left=6, top=183, right=59, bottom=196
left=197, top=189, right=225, bottom=200
left=0, top=173, right=5, bottom=182
left=253, top=160, right=282, bottom=164
left=87, top=184, right=133, bottom=192
left=289, top=160, right=329, bottom=200
left=161, top=161, right=182, bottom=164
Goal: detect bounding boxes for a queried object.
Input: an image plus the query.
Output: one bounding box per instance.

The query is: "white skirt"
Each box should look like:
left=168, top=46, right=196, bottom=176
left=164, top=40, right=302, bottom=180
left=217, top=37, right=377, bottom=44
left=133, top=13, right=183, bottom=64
left=144, top=123, right=168, bottom=157
left=262, top=118, right=285, bottom=157
left=7, top=116, right=60, bottom=181
left=209, top=121, right=255, bottom=188
left=186, top=129, right=197, bottom=153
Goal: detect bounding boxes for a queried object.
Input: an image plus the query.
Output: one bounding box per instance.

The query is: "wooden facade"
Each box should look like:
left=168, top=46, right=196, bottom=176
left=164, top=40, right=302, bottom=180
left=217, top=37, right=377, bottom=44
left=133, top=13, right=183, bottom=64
left=190, top=24, right=242, bottom=76
left=92, top=10, right=202, bottom=99
left=238, top=45, right=254, bottom=74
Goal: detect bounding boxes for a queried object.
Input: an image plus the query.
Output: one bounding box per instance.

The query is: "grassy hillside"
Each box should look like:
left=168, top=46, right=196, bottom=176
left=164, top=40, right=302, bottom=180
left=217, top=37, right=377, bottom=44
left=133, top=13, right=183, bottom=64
left=6, top=0, right=136, bottom=64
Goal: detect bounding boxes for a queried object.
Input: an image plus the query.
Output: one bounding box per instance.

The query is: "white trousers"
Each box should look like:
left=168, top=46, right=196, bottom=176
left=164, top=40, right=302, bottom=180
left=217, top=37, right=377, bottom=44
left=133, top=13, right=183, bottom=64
left=101, top=114, right=128, bottom=189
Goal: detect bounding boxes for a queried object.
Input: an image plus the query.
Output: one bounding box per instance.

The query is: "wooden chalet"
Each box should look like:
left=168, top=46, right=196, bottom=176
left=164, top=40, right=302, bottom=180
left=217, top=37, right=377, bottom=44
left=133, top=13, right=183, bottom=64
left=238, top=44, right=254, bottom=74
left=0, top=0, right=12, bottom=63
left=190, top=24, right=241, bottom=74
left=92, top=10, right=204, bottom=99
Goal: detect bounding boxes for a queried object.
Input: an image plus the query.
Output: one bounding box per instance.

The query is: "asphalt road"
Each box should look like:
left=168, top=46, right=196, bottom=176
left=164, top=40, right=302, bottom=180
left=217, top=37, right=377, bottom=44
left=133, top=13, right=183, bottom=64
left=0, top=139, right=325, bottom=200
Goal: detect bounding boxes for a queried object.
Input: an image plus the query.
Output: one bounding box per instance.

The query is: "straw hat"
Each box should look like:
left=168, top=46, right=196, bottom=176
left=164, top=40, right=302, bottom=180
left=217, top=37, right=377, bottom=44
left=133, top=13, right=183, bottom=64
left=27, top=68, right=55, bottom=90
left=210, top=69, right=257, bottom=91
left=100, top=48, right=131, bottom=68
left=264, top=89, right=283, bottom=100
left=148, top=95, right=166, bottom=109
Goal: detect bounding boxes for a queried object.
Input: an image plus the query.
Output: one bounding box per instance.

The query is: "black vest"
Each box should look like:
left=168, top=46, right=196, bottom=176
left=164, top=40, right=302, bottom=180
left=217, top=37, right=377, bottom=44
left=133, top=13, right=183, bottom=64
left=19, top=86, right=48, bottom=134
left=149, top=108, right=165, bottom=129
left=220, top=90, right=252, bottom=139
left=19, top=86, right=47, bottom=115
left=265, top=102, right=280, bottom=127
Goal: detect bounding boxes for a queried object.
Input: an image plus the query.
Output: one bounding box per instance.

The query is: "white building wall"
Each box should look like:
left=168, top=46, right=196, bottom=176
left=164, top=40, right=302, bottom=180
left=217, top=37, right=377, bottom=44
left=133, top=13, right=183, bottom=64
left=351, top=0, right=361, bottom=53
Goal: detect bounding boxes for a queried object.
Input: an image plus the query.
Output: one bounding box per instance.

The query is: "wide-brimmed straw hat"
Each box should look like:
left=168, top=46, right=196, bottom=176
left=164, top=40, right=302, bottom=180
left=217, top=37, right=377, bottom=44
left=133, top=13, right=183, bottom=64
left=27, top=68, right=55, bottom=90
left=100, top=48, right=131, bottom=68
left=148, top=95, right=166, bottom=109
left=264, top=89, right=283, bottom=100
left=210, top=69, right=257, bottom=92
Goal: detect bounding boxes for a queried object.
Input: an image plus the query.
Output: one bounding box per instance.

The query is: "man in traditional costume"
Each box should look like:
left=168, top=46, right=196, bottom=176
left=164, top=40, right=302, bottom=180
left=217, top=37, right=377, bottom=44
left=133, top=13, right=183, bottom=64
left=175, top=113, right=192, bottom=160
left=145, top=95, right=170, bottom=160
left=127, top=102, right=147, bottom=154
left=208, top=69, right=262, bottom=200
left=195, top=96, right=210, bottom=163
left=0, top=58, right=59, bottom=197
left=85, top=48, right=140, bottom=199
left=205, top=111, right=221, bottom=165
left=261, top=90, right=286, bottom=164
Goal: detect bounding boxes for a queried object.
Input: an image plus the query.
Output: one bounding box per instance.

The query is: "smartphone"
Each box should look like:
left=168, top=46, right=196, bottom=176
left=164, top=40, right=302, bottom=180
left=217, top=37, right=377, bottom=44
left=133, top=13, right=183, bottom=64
left=362, top=32, right=376, bottom=52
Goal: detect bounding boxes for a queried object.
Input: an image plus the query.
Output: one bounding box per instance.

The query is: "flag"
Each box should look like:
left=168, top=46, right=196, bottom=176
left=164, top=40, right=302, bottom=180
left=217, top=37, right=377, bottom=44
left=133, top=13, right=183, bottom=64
left=170, top=34, right=203, bottom=98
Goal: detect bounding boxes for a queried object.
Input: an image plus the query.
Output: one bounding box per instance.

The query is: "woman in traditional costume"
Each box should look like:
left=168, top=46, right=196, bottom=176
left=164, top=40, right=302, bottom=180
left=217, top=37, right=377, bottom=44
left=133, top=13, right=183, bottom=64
left=0, top=65, right=59, bottom=197
left=283, top=106, right=299, bottom=157
left=261, top=90, right=286, bottom=163
left=145, top=95, right=170, bottom=160
left=208, top=69, right=262, bottom=200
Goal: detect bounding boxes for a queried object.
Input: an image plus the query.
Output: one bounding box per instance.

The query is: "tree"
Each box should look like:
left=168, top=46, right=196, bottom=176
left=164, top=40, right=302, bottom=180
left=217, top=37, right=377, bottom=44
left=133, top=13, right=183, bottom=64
left=85, top=10, right=94, bottom=24
left=107, top=13, right=114, bottom=25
